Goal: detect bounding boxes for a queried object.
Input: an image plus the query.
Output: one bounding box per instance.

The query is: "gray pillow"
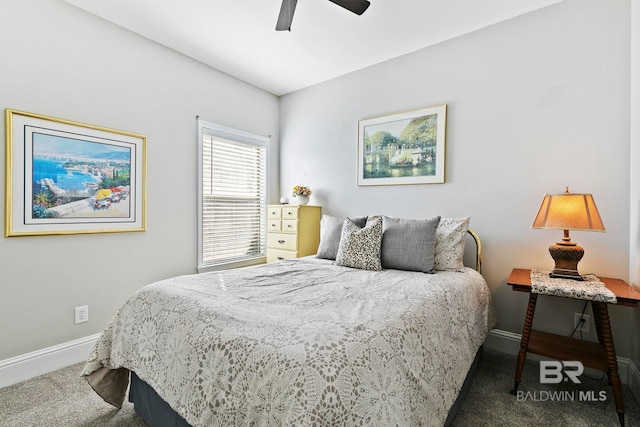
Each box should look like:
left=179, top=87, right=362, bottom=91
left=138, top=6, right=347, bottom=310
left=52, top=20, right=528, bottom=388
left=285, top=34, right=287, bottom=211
left=316, top=215, right=367, bottom=260
left=335, top=216, right=383, bottom=271
left=381, top=216, right=441, bottom=273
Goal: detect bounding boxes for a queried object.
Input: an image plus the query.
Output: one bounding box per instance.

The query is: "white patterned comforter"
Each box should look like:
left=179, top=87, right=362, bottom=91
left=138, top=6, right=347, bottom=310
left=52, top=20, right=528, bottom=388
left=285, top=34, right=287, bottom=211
left=83, top=258, right=495, bottom=427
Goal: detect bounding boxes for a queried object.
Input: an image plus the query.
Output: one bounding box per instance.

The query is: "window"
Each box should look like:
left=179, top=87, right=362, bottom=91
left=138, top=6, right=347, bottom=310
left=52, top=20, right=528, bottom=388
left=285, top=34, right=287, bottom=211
left=198, top=120, right=268, bottom=271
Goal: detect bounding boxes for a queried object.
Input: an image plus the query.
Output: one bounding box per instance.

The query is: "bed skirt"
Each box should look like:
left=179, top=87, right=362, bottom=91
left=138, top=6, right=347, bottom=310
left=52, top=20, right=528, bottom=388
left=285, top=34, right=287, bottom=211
left=129, top=372, right=190, bottom=427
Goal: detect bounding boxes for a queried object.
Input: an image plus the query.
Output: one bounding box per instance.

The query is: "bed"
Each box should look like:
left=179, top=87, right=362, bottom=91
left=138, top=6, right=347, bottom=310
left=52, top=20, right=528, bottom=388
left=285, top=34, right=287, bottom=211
left=83, top=215, right=495, bottom=426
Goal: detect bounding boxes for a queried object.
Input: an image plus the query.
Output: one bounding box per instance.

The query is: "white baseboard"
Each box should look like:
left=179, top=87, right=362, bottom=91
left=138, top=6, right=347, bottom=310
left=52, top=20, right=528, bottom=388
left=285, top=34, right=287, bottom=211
left=628, top=355, right=640, bottom=403
left=484, top=328, right=523, bottom=355
left=0, top=333, right=100, bottom=389
left=484, top=328, right=640, bottom=394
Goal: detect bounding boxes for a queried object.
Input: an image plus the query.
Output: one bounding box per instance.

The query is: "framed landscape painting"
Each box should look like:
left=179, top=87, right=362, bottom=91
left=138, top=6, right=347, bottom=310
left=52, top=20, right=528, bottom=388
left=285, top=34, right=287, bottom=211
left=357, top=104, right=446, bottom=186
left=5, top=109, right=146, bottom=236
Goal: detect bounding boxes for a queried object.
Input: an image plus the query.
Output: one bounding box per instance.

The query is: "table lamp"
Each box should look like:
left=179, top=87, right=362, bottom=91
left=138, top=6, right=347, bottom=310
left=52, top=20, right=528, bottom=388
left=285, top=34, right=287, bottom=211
left=531, top=187, right=605, bottom=280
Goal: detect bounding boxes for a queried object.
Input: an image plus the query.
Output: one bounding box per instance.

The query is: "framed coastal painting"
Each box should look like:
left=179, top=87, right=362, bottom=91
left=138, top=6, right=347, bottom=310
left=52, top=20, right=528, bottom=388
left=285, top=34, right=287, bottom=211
left=5, top=109, right=146, bottom=236
left=357, top=104, right=446, bottom=186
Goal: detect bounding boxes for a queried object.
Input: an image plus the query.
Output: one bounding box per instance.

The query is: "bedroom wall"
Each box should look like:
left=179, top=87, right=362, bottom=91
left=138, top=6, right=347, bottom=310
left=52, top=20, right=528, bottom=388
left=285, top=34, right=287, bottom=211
left=0, top=0, right=279, bottom=361
left=630, top=0, right=640, bottom=391
left=280, top=0, right=634, bottom=355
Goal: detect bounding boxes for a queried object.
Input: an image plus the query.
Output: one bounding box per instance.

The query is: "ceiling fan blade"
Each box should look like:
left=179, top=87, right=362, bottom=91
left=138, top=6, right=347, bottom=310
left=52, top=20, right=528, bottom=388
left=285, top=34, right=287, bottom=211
left=276, top=0, right=298, bottom=31
left=328, top=0, right=370, bottom=15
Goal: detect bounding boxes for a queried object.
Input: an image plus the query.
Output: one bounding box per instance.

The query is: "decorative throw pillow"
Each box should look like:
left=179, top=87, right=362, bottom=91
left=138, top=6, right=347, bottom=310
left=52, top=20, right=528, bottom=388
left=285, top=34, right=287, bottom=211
left=434, top=217, right=470, bottom=272
left=316, top=215, right=367, bottom=260
left=381, top=216, right=441, bottom=273
left=335, top=216, right=383, bottom=271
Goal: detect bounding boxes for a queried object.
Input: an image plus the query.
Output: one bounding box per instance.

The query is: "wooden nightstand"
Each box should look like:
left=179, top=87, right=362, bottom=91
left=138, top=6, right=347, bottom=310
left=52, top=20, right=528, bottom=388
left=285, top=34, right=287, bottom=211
left=507, top=268, right=640, bottom=426
left=266, top=205, right=321, bottom=263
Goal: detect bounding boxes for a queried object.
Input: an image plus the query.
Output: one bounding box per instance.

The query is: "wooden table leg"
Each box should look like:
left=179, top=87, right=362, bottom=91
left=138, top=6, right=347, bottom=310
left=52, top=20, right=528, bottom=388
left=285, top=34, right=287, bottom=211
left=511, top=293, right=538, bottom=395
left=592, top=301, right=625, bottom=426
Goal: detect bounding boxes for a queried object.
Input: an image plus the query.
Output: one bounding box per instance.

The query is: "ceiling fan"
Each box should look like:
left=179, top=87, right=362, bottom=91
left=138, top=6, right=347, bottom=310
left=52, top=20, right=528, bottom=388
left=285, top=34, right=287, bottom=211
left=276, top=0, right=371, bottom=31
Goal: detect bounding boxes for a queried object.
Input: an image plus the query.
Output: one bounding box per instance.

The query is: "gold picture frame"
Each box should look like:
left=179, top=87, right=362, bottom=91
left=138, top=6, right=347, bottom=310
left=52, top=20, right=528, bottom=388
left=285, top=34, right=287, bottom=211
left=357, top=104, right=446, bottom=186
left=5, top=109, right=147, bottom=236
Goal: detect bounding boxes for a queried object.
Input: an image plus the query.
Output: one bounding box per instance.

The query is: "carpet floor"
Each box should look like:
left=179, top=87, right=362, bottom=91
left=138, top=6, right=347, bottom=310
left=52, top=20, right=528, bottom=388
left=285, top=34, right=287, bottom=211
left=1, top=349, right=638, bottom=426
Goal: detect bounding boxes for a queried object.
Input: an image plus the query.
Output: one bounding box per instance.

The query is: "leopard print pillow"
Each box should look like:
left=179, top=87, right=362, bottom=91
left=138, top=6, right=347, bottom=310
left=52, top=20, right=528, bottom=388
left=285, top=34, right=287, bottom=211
left=335, top=216, right=383, bottom=271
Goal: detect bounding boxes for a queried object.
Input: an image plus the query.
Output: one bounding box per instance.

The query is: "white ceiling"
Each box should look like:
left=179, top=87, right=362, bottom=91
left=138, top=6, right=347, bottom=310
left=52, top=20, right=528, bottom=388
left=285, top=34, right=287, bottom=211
left=63, top=0, right=563, bottom=96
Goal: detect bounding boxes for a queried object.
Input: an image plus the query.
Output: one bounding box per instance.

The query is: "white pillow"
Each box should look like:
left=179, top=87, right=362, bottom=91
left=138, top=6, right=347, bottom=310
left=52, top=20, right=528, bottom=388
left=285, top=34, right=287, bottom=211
left=434, top=217, right=470, bottom=272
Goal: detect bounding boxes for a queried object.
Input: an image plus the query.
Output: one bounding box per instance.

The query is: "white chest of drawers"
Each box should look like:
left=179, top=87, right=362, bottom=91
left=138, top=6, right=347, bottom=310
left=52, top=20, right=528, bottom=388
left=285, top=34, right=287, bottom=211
left=266, top=205, right=321, bottom=263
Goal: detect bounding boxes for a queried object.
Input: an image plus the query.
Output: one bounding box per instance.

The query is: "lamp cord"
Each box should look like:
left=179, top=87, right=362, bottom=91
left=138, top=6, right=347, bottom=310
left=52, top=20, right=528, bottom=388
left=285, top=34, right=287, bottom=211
left=569, top=300, right=588, bottom=339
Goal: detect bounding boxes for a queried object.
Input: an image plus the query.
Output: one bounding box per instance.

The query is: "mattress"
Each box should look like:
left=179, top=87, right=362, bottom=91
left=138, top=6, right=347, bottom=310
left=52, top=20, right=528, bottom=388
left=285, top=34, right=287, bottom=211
left=83, top=257, right=495, bottom=426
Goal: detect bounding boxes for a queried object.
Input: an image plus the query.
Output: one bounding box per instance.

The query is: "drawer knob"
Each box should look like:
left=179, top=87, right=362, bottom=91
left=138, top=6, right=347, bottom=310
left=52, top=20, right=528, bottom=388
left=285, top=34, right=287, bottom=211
left=288, top=212, right=292, bottom=215
left=277, top=257, right=284, bottom=260
left=287, top=225, right=292, bottom=228
left=278, top=240, right=285, bottom=244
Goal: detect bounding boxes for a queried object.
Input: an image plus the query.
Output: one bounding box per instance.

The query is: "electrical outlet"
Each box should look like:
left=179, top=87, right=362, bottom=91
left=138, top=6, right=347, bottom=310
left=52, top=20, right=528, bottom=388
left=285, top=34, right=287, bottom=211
left=574, top=313, right=590, bottom=333
left=75, top=306, right=89, bottom=324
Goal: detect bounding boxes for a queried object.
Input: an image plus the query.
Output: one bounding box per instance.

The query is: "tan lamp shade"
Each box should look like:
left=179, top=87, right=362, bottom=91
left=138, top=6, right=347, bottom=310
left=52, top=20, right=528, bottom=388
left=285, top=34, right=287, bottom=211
left=531, top=188, right=605, bottom=280
left=531, top=190, right=605, bottom=233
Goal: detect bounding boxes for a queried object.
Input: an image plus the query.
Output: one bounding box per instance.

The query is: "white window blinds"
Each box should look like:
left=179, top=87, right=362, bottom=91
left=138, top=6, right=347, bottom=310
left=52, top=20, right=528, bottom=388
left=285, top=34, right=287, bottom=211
left=198, top=120, right=268, bottom=270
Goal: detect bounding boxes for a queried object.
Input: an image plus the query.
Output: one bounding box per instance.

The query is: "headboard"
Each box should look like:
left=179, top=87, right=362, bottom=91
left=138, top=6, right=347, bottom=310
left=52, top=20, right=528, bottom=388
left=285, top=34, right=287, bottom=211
left=464, top=229, right=482, bottom=274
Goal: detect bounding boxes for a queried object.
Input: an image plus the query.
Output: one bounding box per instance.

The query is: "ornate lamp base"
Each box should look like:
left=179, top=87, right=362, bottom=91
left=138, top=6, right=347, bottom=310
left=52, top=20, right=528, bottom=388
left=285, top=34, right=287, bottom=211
left=548, top=243, right=584, bottom=281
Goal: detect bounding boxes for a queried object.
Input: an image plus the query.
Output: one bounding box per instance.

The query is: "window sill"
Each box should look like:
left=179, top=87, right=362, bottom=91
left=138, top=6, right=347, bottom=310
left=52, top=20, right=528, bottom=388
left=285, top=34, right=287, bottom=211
left=197, top=256, right=266, bottom=274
